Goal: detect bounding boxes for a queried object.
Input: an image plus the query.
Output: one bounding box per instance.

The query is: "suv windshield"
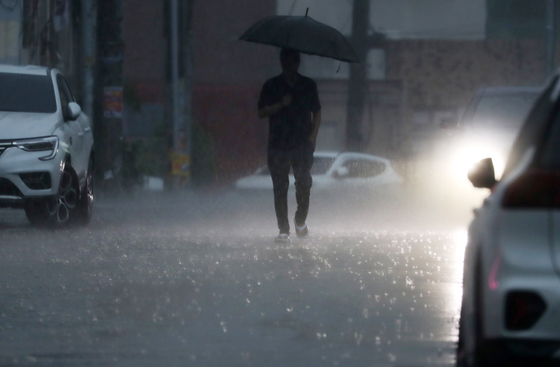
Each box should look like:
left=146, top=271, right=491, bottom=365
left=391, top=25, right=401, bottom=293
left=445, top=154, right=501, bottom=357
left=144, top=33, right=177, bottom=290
left=470, top=93, right=539, bottom=129
left=0, top=73, right=56, bottom=113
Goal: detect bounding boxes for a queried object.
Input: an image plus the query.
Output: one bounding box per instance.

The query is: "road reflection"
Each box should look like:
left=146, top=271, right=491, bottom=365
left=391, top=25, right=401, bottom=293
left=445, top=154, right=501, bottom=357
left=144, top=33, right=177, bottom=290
left=0, top=192, right=467, bottom=366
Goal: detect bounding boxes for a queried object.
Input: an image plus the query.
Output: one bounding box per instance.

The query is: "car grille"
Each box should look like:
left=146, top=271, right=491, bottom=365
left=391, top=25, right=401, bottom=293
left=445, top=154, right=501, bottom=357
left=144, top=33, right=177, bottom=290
left=0, top=178, right=23, bottom=197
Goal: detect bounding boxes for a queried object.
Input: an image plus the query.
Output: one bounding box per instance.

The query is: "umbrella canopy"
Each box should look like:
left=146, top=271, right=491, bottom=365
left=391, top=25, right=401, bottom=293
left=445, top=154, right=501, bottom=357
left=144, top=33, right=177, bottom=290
left=239, top=14, right=359, bottom=63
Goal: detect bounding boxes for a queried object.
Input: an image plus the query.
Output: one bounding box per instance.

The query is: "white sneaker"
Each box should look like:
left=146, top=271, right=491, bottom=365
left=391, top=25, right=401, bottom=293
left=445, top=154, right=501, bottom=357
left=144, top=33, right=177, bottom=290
left=275, top=233, right=291, bottom=243
left=294, top=220, right=309, bottom=239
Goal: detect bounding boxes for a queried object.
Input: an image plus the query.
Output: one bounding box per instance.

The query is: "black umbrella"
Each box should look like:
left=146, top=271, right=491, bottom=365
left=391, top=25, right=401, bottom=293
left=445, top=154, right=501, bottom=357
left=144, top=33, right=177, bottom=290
left=239, top=11, right=359, bottom=63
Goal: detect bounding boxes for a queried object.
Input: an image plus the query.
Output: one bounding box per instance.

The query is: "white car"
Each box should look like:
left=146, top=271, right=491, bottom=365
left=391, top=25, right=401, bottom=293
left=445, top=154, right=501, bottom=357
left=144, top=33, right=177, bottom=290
left=235, top=151, right=402, bottom=196
left=0, top=65, right=94, bottom=226
left=457, top=75, right=560, bottom=366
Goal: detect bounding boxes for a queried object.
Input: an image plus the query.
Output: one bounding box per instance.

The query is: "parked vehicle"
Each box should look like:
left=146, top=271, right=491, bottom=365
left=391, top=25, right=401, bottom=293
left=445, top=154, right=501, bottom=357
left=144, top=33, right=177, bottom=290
left=457, top=76, right=560, bottom=366
left=0, top=65, right=94, bottom=226
left=235, top=151, right=402, bottom=195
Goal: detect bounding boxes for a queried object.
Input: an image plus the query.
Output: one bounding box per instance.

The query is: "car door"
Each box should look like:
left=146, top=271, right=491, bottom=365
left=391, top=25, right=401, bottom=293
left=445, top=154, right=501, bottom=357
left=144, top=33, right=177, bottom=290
left=56, top=74, right=86, bottom=180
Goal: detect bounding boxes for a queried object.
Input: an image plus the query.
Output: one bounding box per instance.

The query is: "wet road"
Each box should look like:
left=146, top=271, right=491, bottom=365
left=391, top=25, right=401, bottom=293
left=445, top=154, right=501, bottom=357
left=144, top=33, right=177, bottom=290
left=0, top=190, right=470, bottom=367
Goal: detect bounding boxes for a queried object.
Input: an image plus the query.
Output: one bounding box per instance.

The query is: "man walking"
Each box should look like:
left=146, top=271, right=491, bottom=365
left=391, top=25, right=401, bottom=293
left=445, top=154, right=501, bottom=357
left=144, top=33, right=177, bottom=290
left=258, top=48, right=322, bottom=243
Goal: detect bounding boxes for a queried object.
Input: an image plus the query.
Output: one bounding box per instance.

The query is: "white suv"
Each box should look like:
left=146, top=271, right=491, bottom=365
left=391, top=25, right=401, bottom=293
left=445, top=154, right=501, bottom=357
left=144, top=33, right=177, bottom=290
left=0, top=65, right=94, bottom=226
left=457, top=75, right=560, bottom=366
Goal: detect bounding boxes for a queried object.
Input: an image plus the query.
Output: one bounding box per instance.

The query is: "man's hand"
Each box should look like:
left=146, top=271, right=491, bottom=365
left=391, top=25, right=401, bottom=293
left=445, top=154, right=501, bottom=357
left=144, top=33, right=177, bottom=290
left=281, top=94, right=292, bottom=107
left=259, top=94, right=291, bottom=118
left=310, top=110, right=321, bottom=145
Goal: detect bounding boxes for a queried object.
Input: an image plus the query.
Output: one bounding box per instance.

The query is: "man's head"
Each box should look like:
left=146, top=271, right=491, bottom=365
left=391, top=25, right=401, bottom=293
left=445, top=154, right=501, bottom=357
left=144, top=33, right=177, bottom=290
left=280, top=48, right=300, bottom=75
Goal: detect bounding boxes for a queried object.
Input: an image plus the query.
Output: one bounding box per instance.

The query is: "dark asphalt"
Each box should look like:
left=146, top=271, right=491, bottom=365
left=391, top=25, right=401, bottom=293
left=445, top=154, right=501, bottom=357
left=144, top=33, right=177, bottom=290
left=0, top=189, right=468, bottom=366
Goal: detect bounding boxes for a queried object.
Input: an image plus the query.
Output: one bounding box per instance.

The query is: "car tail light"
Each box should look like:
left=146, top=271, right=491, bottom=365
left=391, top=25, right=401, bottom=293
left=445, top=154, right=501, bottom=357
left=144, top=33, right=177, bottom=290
left=505, top=291, right=546, bottom=330
left=502, top=169, right=560, bottom=208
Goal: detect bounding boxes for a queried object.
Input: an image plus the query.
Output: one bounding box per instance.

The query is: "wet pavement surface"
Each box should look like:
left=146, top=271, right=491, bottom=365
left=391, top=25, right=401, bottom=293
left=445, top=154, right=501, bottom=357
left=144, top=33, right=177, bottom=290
left=0, top=190, right=469, bottom=366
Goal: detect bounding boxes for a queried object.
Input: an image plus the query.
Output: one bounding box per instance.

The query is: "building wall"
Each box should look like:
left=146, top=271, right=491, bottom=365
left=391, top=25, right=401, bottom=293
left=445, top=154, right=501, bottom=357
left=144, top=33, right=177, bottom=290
left=387, top=39, right=545, bottom=109
left=0, top=1, right=79, bottom=95
left=277, top=0, right=486, bottom=40
left=190, top=0, right=276, bottom=182
left=122, top=0, right=276, bottom=183
left=122, top=0, right=165, bottom=84
left=317, top=79, right=406, bottom=156
left=122, top=0, right=166, bottom=137
left=303, top=39, right=547, bottom=160
left=383, top=38, right=547, bottom=157
left=0, top=4, right=21, bottom=65
left=0, top=1, right=76, bottom=76
left=192, top=0, right=276, bottom=85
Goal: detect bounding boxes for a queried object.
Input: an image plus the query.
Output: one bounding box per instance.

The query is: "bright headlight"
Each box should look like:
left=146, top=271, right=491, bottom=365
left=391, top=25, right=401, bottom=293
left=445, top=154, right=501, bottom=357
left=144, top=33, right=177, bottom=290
left=452, top=140, right=506, bottom=182
left=15, top=136, right=59, bottom=160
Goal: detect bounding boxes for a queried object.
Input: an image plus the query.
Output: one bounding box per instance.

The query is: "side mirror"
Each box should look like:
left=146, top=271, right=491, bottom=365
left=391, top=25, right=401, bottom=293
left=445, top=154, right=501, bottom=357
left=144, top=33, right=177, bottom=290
left=333, top=166, right=349, bottom=179
left=68, top=102, right=82, bottom=120
left=468, top=158, right=498, bottom=189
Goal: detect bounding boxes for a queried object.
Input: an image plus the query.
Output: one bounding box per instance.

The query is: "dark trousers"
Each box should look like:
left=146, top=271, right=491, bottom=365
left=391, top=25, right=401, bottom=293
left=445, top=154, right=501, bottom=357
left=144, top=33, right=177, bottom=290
left=268, top=141, right=314, bottom=234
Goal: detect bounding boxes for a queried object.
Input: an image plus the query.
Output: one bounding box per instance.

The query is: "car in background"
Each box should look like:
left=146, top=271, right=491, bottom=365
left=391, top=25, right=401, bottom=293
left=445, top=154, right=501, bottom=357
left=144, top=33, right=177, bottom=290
left=235, top=151, right=403, bottom=197
left=456, top=76, right=560, bottom=366
left=0, top=65, right=94, bottom=226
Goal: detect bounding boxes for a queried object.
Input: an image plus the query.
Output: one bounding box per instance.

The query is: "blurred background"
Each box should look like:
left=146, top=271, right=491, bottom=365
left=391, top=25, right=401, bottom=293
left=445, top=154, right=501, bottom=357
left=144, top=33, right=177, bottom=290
left=0, top=0, right=558, bottom=216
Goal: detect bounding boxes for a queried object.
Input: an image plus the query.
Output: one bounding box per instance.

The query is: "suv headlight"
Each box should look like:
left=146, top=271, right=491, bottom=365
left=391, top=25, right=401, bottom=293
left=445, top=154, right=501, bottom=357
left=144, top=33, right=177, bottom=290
left=14, top=136, right=59, bottom=161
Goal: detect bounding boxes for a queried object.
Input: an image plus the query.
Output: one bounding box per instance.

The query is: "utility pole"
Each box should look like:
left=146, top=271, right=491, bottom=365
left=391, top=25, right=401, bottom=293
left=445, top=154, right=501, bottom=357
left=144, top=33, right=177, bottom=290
left=82, top=0, right=96, bottom=121
left=171, top=0, right=180, bottom=153
left=182, top=0, right=194, bottom=162
left=546, top=0, right=556, bottom=79
left=346, top=0, right=369, bottom=152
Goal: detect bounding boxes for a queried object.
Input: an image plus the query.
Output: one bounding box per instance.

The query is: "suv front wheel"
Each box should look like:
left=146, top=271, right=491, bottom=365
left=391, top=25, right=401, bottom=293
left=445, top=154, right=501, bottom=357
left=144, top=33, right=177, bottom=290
left=75, top=156, right=94, bottom=225
left=24, top=166, right=79, bottom=227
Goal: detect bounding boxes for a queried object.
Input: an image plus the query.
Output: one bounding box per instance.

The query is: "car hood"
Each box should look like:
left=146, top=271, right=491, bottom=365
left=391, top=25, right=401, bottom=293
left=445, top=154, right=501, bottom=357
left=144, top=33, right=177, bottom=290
left=0, top=112, right=60, bottom=140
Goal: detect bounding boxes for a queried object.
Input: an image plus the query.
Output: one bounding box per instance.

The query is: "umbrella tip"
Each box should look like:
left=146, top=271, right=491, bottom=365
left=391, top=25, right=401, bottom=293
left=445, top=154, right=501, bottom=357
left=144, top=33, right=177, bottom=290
left=305, top=8, right=309, bottom=16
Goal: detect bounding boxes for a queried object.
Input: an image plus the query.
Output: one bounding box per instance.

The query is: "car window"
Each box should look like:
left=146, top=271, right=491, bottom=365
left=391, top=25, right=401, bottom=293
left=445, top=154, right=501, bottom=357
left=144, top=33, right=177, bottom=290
left=0, top=73, right=56, bottom=113
left=469, top=93, right=540, bottom=130
left=59, top=76, right=76, bottom=102
left=540, top=113, right=560, bottom=170
left=311, top=157, right=335, bottom=175
left=57, top=74, right=73, bottom=120
left=503, top=78, right=558, bottom=177
left=342, top=159, right=386, bottom=178
left=538, top=95, right=560, bottom=170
